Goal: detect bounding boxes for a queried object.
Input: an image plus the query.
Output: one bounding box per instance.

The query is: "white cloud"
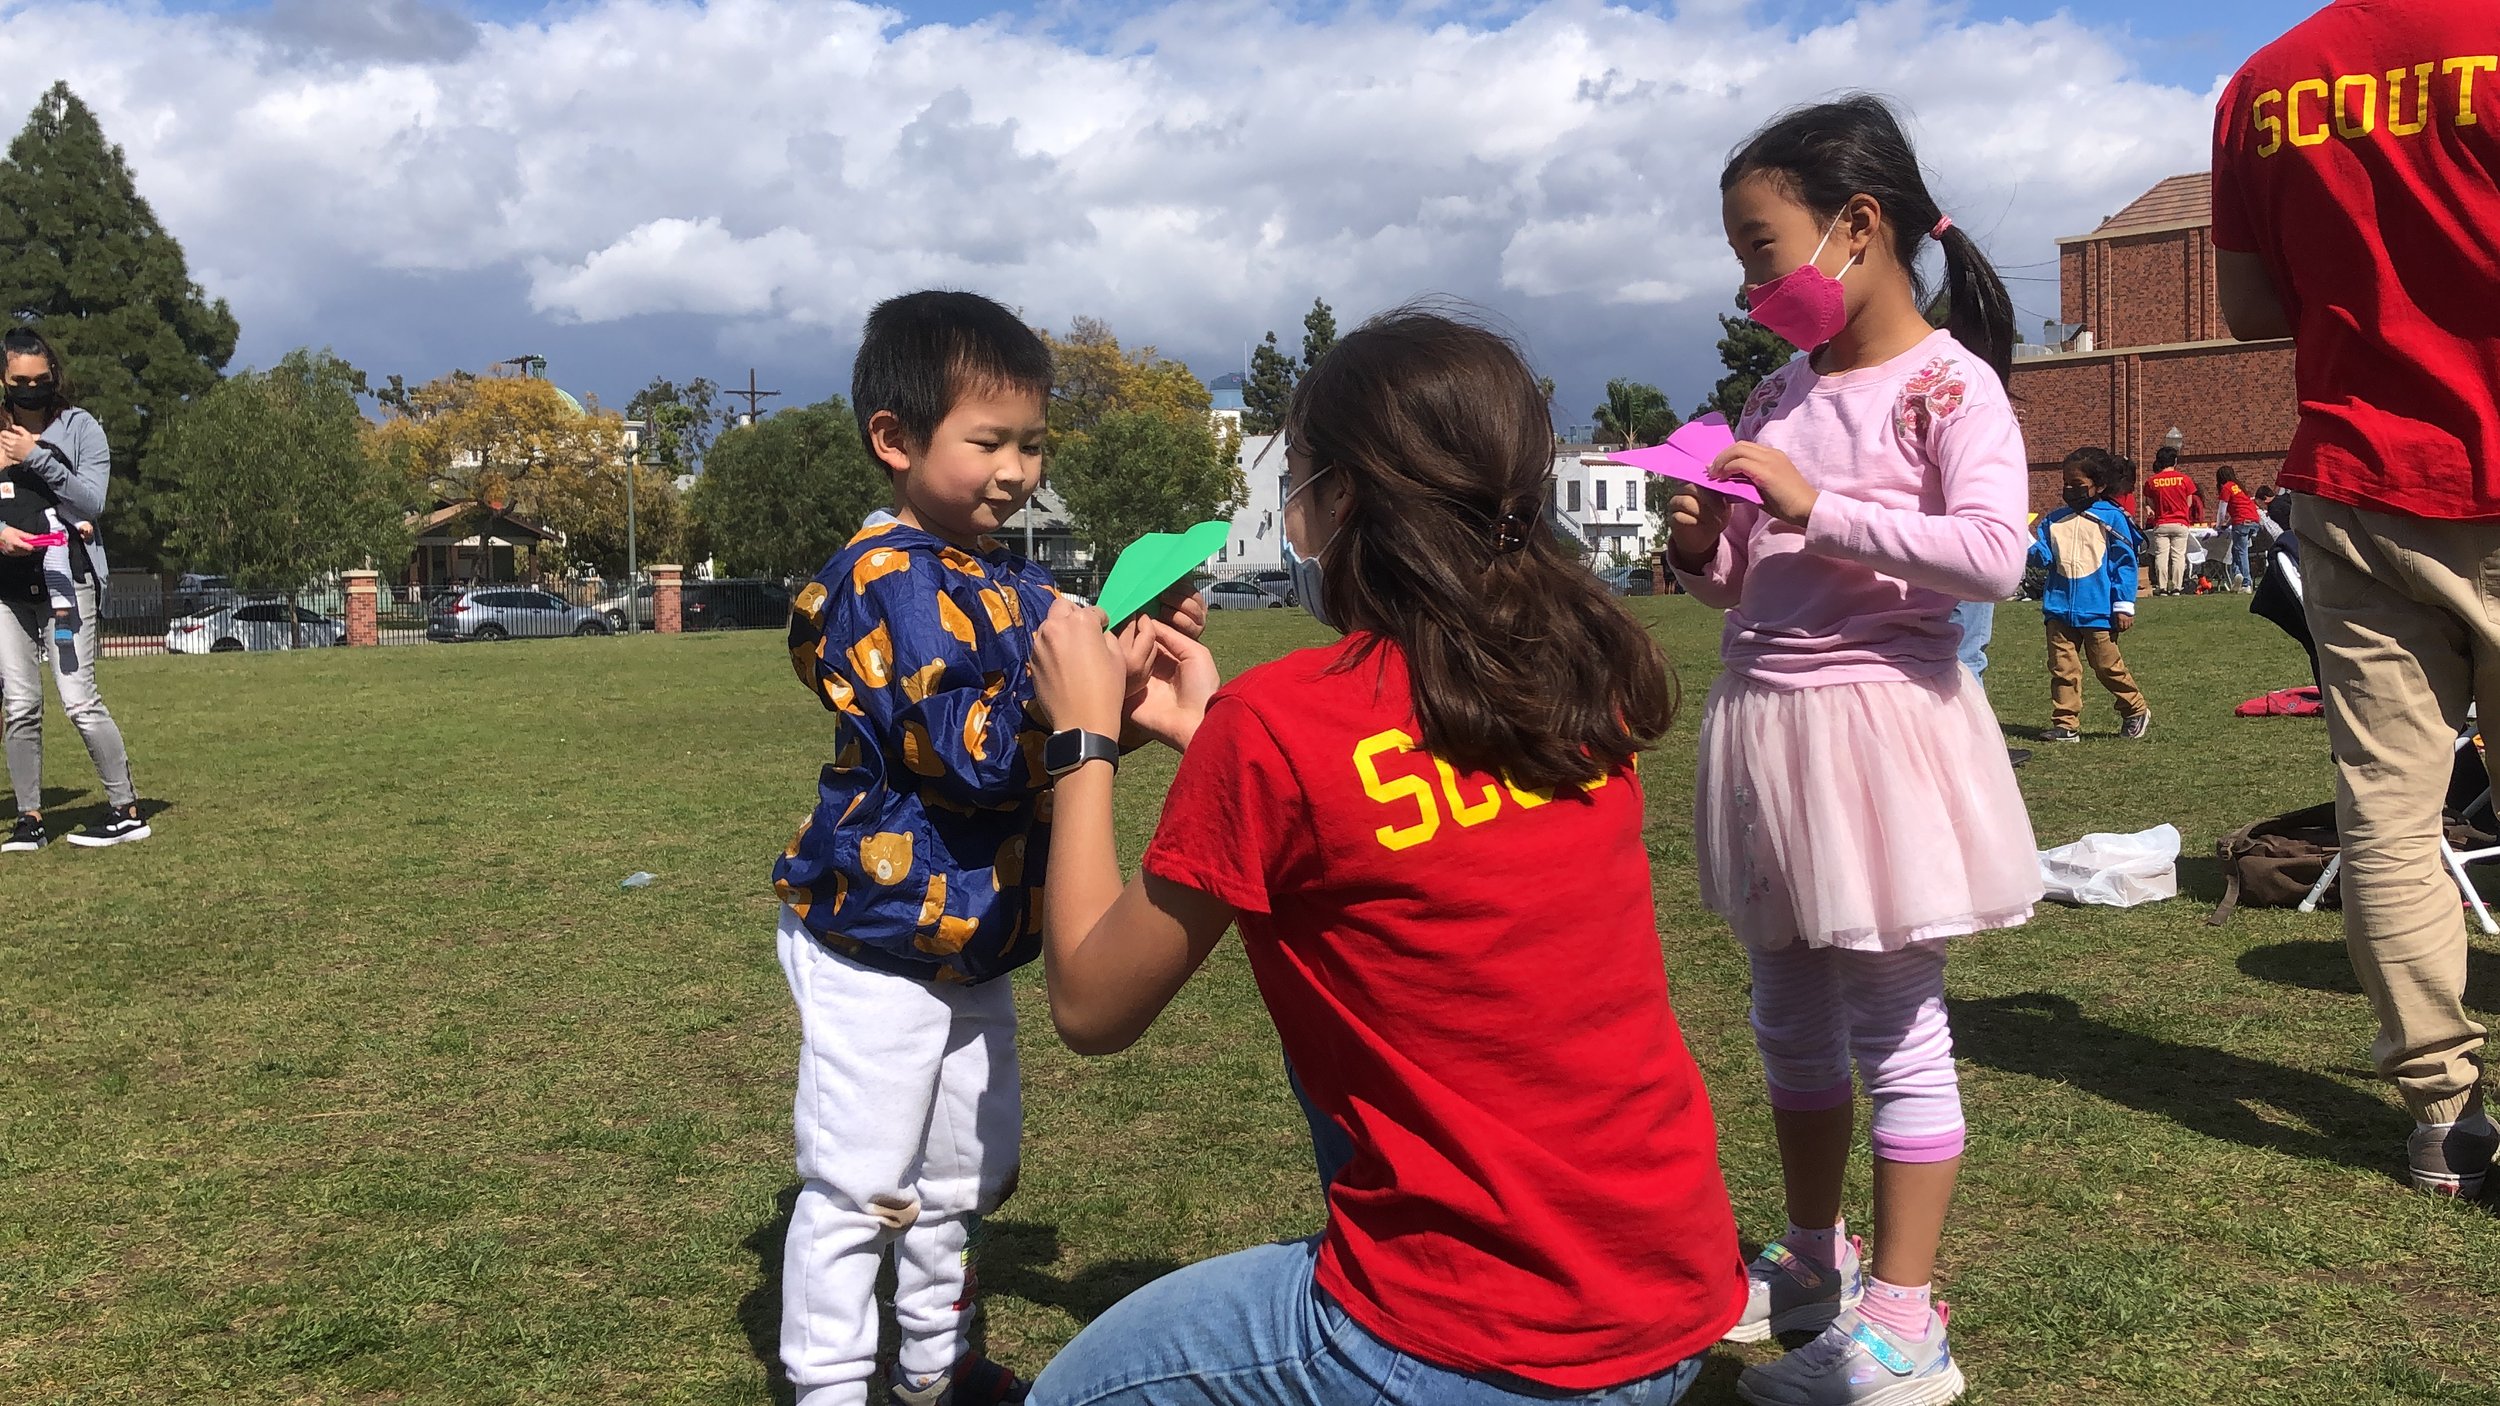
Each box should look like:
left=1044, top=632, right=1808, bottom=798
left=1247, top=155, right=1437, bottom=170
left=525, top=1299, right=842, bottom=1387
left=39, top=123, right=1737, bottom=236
left=0, top=0, right=2218, bottom=413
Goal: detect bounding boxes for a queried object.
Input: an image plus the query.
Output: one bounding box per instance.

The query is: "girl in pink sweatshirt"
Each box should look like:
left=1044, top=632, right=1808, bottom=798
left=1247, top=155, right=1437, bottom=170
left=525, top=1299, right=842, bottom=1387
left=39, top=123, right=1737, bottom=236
left=1667, top=96, right=2039, bottom=1406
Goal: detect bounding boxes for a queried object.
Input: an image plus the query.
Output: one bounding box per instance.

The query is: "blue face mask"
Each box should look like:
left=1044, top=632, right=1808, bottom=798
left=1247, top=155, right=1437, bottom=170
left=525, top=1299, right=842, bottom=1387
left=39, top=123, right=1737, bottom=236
left=1282, top=466, right=1342, bottom=632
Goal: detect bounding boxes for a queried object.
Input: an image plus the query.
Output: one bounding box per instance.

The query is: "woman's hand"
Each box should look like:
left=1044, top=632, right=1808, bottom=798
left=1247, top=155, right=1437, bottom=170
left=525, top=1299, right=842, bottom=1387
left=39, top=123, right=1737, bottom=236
left=1116, top=617, right=1219, bottom=752
left=1666, top=484, right=1731, bottom=570
left=1031, top=597, right=1128, bottom=739
left=1711, top=441, right=1820, bottom=528
left=0, top=524, right=32, bottom=557
left=0, top=425, right=34, bottom=466
left=1149, top=584, right=1208, bottom=641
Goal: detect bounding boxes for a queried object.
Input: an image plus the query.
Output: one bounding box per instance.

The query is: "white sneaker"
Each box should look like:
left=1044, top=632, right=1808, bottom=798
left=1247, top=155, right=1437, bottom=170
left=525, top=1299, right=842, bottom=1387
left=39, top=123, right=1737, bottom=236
left=1724, top=1235, right=1863, bottom=1344
left=1737, top=1306, right=1965, bottom=1406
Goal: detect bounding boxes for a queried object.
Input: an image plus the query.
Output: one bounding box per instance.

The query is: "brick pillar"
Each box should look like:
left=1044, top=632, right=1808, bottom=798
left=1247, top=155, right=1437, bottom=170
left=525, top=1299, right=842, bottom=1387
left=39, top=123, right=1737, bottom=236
left=343, top=570, right=380, bottom=647
left=653, top=565, right=683, bottom=635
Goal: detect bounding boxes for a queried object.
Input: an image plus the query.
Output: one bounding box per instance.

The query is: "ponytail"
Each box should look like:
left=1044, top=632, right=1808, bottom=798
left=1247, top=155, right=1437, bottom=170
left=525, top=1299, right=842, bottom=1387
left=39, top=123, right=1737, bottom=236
left=1724, top=93, right=2015, bottom=381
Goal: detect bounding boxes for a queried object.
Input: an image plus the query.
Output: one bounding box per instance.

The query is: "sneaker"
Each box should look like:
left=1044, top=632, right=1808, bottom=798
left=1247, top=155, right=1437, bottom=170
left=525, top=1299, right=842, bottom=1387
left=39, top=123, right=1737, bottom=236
left=2039, top=726, right=2082, bottom=744
left=2120, top=708, right=2153, bottom=740
left=1736, top=1306, right=1965, bottom=1406
left=2407, top=1112, right=2498, bottom=1198
left=1725, top=1237, right=1863, bottom=1344
left=890, top=1355, right=1029, bottom=1406
left=2005, top=748, right=2034, bottom=769
left=2, top=813, right=41, bottom=852
left=66, top=804, right=150, bottom=848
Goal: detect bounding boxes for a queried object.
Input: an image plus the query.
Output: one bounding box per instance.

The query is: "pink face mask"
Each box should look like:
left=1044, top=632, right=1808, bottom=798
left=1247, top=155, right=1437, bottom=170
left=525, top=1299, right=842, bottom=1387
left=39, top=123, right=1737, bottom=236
left=1744, top=215, right=1854, bottom=350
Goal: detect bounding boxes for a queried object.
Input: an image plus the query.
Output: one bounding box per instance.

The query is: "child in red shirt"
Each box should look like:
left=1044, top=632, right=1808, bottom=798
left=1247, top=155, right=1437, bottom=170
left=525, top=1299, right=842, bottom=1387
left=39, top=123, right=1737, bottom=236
left=2214, top=467, right=2264, bottom=591
left=1021, top=309, right=1744, bottom=1406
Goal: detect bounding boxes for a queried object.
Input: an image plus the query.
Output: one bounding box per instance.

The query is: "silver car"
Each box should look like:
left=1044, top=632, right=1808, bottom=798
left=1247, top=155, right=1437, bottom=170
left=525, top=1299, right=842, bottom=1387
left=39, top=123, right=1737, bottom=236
left=427, top=587, right=614, bottom=641
left=1199, top=579, right=1285, bottom=611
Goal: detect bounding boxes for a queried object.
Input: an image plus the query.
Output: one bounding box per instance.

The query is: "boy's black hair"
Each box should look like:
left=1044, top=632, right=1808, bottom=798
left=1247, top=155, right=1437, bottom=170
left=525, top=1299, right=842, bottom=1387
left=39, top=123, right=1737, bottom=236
left=2061, top=445, right=2125, bottom=500
left=850, top=291, right=1052, bottom=458
left=2152, top=445, right=2180, bottom=471
left=1722, top=94, right=2018, bottom=383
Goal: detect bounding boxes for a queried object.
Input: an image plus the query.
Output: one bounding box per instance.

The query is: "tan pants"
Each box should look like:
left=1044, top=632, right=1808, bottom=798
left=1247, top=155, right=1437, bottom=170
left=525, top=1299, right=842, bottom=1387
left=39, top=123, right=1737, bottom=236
left=2297, top=495, right=2500, bottom=1124
left=2150, top=524, right=2196, bottom=593
left=2045, top=619, right=2147, bottom=729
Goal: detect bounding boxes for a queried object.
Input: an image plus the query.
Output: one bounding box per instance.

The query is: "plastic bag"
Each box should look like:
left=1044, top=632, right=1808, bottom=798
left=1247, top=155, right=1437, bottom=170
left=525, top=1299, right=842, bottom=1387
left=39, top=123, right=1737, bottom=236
left=2037, top=824, right=2180, bottom=908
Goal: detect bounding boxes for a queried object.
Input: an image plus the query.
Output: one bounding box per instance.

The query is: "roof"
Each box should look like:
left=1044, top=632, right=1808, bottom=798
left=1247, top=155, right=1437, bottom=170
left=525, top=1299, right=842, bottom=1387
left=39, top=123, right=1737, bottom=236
left=2090, top=173, right=2210, bottom=237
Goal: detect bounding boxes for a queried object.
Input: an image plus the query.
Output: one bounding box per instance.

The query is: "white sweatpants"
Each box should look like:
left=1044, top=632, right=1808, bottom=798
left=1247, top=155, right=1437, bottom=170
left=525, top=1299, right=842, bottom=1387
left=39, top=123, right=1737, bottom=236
left=778, top=908, right=1022, bottom=1406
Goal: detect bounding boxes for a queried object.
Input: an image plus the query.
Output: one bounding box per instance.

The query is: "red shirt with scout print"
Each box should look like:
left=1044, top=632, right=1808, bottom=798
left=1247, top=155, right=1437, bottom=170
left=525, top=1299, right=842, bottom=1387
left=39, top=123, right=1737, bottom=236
left=2146, top=467, right=2206, bottom=527
left=2211, top=0, right=2500, bottom=520
left=1142, top=636, right=1744, bottom=1390
left=2221, top=480, right=2264, bottom=525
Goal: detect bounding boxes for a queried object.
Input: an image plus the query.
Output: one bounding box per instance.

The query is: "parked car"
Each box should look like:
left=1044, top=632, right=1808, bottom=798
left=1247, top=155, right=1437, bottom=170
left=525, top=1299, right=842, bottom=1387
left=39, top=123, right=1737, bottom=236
left=173, top=573, right=237, bottom=615
left=1248, top=568, right=1297, bottom=605
left=427, top=587, right=613, bottom=641
left=594, top=581, right=656, bottom=630
left=1598, top=564, right=1655, bottom=597
left=683, top=579, right=794, bottom=631
left=166, top=600, right=346, bottom=654
left=1200, top=579, right=1286, bottom=611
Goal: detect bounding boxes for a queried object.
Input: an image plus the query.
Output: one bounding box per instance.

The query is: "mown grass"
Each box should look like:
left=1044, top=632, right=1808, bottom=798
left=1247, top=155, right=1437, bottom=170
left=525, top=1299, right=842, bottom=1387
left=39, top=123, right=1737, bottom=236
left=1, top=594, right=2491, bottom=1404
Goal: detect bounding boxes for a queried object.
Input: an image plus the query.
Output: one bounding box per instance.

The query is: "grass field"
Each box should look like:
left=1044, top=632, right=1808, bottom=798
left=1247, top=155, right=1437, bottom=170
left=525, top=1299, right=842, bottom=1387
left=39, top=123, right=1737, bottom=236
left=3, top=594, right=2495, bottom=1405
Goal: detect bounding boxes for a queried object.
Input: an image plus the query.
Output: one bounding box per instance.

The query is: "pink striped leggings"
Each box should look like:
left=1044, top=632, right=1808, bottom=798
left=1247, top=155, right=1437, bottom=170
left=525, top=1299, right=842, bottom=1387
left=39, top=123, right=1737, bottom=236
left=1746, top=940, right=1966, bottom=1163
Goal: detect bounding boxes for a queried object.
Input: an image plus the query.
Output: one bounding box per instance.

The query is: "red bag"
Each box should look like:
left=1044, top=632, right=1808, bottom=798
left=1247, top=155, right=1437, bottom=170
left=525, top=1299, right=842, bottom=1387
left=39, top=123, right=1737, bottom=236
left=2236, top=686, right=2322, bottom=717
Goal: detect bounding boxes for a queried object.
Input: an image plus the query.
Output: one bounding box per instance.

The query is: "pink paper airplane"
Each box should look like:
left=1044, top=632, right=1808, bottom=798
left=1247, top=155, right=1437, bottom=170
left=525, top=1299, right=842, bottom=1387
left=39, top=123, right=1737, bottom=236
left=1605, top=413, right=1762, bottom=505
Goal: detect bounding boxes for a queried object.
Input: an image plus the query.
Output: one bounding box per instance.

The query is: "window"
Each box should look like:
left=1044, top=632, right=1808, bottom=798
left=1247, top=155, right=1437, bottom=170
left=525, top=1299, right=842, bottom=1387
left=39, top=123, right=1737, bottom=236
left=235, top=604, right=285, bottom=623
left=1628, top=480, right=1640, bottom=511
left=1568, top=480, right=1582, bottom=512
left=1596, top=480, right=1608, bottom=511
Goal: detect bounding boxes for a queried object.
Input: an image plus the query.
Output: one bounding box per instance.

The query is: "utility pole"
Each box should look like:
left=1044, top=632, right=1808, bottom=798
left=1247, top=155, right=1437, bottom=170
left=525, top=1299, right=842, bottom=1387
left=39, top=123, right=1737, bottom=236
left=624, top=419, right=641, bottom=634
left=727, top=367, right=782, bottom=422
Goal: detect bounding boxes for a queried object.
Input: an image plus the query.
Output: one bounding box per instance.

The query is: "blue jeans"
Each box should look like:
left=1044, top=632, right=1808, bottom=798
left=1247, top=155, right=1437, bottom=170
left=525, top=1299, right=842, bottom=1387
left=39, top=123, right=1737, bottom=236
left=2225, top=522, right=2259, bottom=586
left=1950, top=600, right=1994, bottom=682
left=1028, top=1237, right=1708, bottom=1406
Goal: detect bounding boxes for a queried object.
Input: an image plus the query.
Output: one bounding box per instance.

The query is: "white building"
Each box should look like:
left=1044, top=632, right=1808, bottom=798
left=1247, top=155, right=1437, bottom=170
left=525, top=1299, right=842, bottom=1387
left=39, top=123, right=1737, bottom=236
left=1210, top=432, right=1291, bottom=575
left=1555, top=445, right=1658, bottom=564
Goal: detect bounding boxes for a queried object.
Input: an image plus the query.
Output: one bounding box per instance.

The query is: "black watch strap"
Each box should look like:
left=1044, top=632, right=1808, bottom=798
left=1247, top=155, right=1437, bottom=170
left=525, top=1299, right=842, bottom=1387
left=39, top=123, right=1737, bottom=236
left=1045, top=728, right=1121, bottom=777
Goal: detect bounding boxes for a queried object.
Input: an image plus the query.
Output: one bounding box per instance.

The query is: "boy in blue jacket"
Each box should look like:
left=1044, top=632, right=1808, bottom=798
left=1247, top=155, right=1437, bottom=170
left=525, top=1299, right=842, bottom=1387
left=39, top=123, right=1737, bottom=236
left=2033, top=447, right=2152, bottom=742
left=772, top=291, right=1196, bottom=1406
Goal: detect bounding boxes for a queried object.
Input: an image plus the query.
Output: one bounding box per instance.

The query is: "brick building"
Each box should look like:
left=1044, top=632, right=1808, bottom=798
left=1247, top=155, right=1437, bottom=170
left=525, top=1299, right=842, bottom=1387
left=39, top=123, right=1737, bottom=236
left=2006, top=173, right=2298, bottom=515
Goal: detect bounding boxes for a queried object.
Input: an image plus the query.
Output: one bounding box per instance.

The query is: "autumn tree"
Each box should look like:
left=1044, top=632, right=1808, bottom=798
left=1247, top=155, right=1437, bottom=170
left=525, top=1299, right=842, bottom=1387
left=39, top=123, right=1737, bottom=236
left=365, top=371, right=630, bottom=528
left=1038, top=319, right=1244, bottom=559
left=689, top=397, right=887, bottom=581
left=0, top=81, right=238, bottom=567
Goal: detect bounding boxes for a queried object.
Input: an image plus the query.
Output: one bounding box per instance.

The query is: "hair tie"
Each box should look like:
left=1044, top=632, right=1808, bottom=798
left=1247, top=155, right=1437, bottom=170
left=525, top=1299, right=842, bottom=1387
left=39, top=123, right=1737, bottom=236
left=1491, top=511, right=1531, bottom=555
left=1929, top=214, right=1954, bottom=239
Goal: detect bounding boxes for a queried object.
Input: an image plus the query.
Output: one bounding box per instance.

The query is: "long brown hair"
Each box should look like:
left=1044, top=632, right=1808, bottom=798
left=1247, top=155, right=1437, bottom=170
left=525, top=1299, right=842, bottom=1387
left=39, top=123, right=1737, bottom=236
left=1283, top=306, right=1676, bottom=791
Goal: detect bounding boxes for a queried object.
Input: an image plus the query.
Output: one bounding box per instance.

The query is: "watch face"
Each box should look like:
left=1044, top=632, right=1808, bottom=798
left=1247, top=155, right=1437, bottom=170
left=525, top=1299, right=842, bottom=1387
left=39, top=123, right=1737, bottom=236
left=1045, top=729, right=1084, bottom=774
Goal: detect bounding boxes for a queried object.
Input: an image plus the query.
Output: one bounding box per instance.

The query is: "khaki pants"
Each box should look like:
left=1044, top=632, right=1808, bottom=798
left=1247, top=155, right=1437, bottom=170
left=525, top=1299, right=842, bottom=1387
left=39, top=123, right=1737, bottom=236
left=2150, top=524, right=2195, bottom=593
left=2297, top=495, right=2500, bottom=1125
left=2045, top=619, right=2147, bottom=729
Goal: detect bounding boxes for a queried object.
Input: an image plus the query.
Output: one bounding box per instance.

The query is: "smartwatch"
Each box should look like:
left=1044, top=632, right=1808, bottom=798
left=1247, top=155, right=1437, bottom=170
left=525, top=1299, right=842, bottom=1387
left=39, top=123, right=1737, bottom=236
left=1044, top=728, right=1121, bottom=778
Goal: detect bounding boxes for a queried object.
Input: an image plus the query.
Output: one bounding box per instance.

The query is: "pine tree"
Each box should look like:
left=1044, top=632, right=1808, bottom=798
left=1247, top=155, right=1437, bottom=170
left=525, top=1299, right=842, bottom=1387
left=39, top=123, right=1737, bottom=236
left=1300, top=297, right=1338, bottom=371
left=1702, top=313, right=1794, bottom=424
left=0, top=82, right=238, bottom=569
left=1243, top=331, right=1296, bottom=435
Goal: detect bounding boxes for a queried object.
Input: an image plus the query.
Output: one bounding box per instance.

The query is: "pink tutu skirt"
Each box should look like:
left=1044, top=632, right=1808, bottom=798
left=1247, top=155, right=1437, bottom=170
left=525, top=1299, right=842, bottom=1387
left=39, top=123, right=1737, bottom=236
left=1695, top=667, right=2041, bottom=951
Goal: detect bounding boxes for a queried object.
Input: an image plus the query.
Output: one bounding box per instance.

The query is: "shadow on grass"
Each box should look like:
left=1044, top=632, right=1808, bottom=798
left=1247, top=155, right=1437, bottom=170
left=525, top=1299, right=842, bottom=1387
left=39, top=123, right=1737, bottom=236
left=2239, top=938, right=2500, bottom=1014
left=1952, top=992, right=2398, bottom=1181
left=735, top=1187, right=1179, bottom=1402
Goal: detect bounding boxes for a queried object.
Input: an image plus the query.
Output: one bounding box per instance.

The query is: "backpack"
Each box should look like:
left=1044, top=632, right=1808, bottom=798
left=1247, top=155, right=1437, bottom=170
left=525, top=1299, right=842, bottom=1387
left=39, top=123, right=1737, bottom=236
left=2209, top=803, right=2496, bottom=924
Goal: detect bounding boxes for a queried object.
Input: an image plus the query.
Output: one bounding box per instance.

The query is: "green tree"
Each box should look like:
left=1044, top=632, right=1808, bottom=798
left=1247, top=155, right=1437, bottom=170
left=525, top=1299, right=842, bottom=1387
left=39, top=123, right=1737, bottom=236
left=1703, top=312, right=1795, bottom=425
left=0, top=81, right=239, bottom=569
left=160, top=349, right=410, bottom=643
left=689, top=397, right=886, bottom=580
left=1243, top=331, right=1296, bottom=435
left=1300, top=297, right=1338, bottom=371
left=1593, top=379, right=1677, bottom=448
left=1050, top=407, right=1245, bottom=565
left=625, top=376, right=722, bottom=477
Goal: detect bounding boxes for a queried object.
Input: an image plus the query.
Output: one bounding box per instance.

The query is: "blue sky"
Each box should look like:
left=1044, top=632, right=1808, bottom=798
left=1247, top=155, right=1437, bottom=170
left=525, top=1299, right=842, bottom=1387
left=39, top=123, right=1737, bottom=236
left=21, top=0, right=2301, bottom=428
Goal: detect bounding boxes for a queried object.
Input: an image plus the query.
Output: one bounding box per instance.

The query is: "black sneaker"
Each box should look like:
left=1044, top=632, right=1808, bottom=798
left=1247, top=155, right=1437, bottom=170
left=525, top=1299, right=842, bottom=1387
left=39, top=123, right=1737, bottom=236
left=66, top=804, right=151, bottom=848
left=2007, top=748, right=2035, bottom=768
left=2040, top=726, right=2082, bottom=743
left=2120, top=708, right=2153, bottom=741
left=3, top=813, right=43, bottom=852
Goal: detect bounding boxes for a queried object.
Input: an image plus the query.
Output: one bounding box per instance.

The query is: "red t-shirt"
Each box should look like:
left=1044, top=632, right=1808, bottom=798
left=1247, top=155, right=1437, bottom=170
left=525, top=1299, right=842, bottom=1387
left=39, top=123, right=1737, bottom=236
left=2113, top=489, right=2143, bottom=522
left=2146, top=468, right=2206, bottom=526
left=2221, top=480, right=2264, bottom=525
left=1143, top=637, right=1744, bottom=1390
left=2211, top=0, right=2500, bottom=520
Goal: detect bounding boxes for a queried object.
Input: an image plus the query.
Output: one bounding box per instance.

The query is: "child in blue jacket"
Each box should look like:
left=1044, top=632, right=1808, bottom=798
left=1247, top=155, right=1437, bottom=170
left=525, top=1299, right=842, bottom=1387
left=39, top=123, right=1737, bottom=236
left=2033, top=447, right=2151, bottom=742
